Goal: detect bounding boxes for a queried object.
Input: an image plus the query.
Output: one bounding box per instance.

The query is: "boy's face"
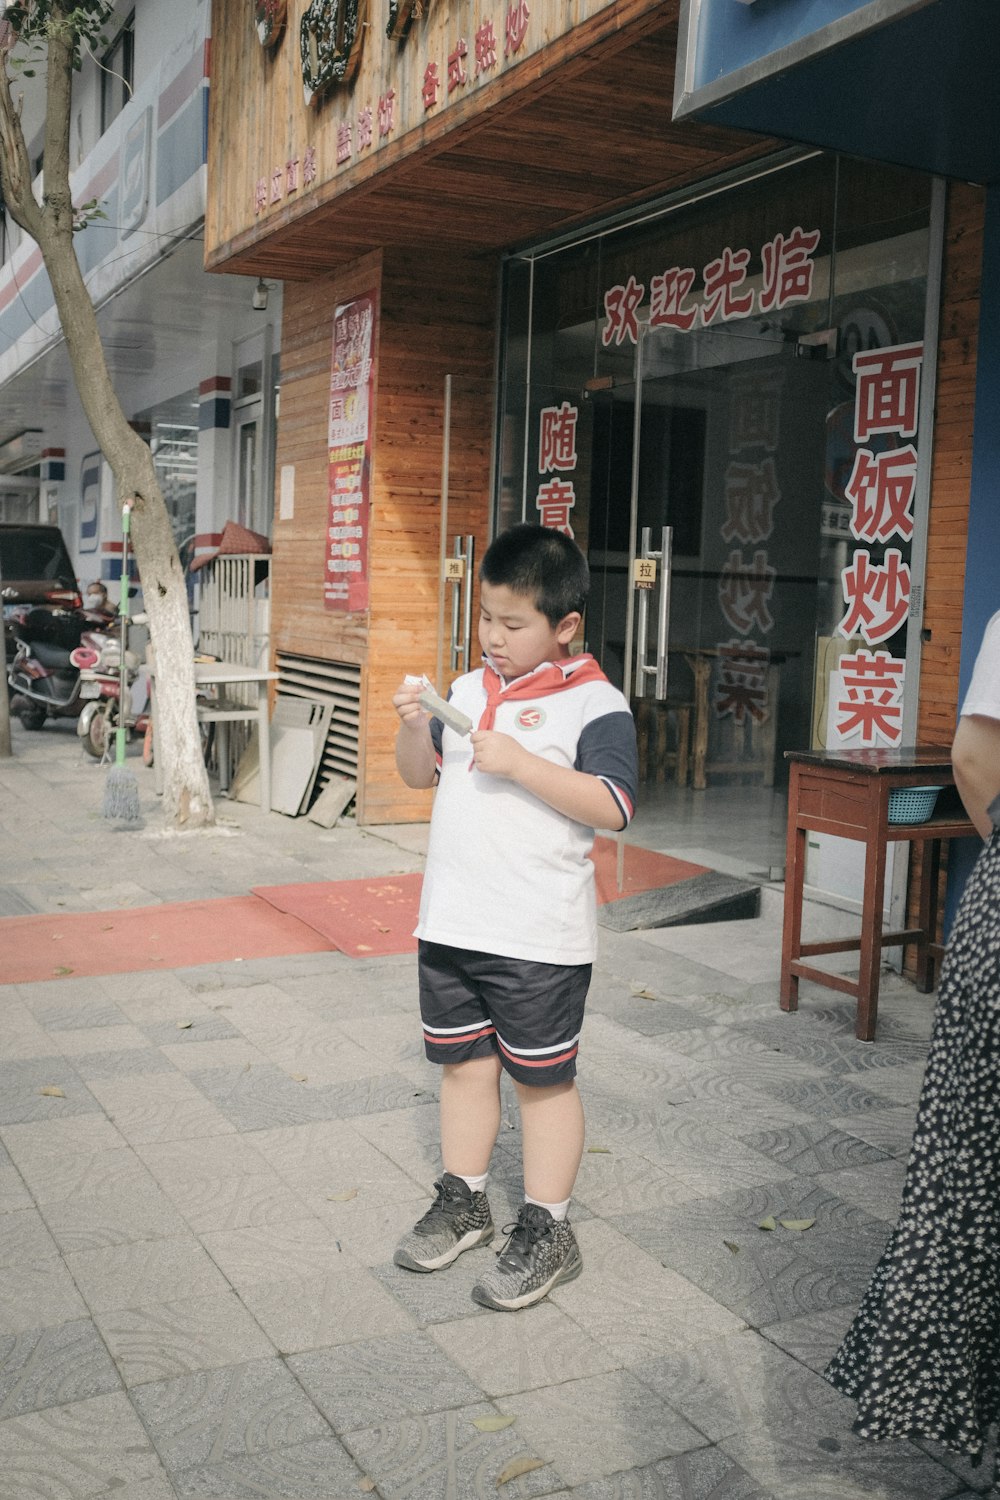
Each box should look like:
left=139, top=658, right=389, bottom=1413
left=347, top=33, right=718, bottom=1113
left=478, top=581, right=580, bottom=681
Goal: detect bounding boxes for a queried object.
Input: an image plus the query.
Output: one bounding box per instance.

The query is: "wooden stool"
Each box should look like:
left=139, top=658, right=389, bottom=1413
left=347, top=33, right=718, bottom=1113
left=633, top=699, right=692, bottom=786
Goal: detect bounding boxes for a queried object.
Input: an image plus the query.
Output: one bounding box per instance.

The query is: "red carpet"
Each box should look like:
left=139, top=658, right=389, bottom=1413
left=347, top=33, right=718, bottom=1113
left=0, top=896, right=331, bottom=986
left=252, top=875, right=423, bottom=958
left=0, top=840, right=710, bottom=984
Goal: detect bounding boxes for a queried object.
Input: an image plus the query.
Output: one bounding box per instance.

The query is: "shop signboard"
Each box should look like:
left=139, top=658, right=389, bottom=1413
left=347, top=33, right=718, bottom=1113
left=673, top=0, right=932, bottom=119
left=324, top=291, right=377, bottom=613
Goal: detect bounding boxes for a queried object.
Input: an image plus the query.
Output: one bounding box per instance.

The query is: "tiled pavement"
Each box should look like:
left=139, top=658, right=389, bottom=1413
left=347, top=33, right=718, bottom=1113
left=0, top=721, right=994, bottom=1498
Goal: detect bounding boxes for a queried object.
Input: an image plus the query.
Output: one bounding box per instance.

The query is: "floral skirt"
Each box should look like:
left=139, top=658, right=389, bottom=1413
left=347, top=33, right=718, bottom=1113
left=825, top=829, right=1000, bottom=1475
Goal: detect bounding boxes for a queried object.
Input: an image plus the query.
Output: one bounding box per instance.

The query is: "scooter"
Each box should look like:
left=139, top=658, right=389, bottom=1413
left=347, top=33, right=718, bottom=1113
left=6, top=607, right=117, bottom=730
left=74, top=630, right=148, bottom=760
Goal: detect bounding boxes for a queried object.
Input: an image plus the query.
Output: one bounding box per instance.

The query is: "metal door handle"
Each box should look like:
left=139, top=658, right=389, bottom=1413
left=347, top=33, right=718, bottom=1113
left=634, top=525, right=672, bottom=699
left=449, top=535, right=474, bottom=672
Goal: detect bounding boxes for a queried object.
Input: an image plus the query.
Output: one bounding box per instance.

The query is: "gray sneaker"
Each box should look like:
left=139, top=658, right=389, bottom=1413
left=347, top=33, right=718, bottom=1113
left=471, top=1202, right=582, bottom=1310
left=394, top=1173, right=494, bottom=1272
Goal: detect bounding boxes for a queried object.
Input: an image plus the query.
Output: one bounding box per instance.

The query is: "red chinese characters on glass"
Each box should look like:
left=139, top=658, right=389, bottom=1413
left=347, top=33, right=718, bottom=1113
left=759, top=226, right=821, bottom=313
left=729, top=374, right=782, bottom=452
left=475, top=20, right=498, bottom=74
left=720, top=459, right=780, bottom=545
left=505, top=0, right=530, bottom=55
left=838, top=547, right=911, bottom=646
left=538, top=403, right=578, bottom=475
left=535, top=478, right=575, bottom=537
left=834, top=650, right=905, bottom=747
left=701, top=246, right=753, bottom=326
left=602, top=276, right=645, bottom=348
left=714, top=640, right=772, bottom=725
left=718, top=549, right=776, bottom=635
left=845, top=444, right=917, bottom=543
left=853, top=343, right=923, bottom=443
left=649, top=268, right=698, bottom=332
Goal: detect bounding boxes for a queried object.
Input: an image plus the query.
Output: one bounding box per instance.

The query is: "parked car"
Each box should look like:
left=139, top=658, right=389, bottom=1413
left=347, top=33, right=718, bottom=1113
left=0, top=523, right=82, bottom=669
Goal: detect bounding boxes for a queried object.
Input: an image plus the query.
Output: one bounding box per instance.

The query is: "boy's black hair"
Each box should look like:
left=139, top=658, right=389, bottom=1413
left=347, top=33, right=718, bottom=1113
left=480, top=523, right=589, bottom=625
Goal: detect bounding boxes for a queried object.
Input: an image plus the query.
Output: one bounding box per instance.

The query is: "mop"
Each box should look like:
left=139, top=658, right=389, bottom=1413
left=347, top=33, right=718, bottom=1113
left=102, top=500, right=141, bottom=823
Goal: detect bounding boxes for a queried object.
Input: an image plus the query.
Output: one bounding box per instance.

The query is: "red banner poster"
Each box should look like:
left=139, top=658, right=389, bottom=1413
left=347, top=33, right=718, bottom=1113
left=324, top=290, right=377, bottom=612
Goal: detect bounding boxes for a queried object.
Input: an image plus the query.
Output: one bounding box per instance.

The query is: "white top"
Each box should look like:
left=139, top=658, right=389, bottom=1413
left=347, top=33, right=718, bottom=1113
left=415, top=660, right=637, bottom=965
left=961, top=609, right=1000, bottom=722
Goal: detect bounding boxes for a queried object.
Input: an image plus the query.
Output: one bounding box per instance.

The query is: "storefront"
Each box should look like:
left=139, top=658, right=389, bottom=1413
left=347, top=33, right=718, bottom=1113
left=495, top=151, right=941, bottom=879
left=205, top=1, right=981, bottom=891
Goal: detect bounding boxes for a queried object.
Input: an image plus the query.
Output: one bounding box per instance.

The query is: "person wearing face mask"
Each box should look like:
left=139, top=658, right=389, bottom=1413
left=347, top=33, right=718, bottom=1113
left=84, top=581, right=114, bottom=618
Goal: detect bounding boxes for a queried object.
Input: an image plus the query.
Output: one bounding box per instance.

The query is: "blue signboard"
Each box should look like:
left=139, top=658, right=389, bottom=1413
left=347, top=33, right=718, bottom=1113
left=675, top=0, right=932, bottom=115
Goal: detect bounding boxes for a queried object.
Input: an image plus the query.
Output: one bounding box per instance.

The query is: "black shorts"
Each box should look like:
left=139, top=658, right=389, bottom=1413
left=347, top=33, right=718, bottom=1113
left=417, top=940, right=591, bottom=1086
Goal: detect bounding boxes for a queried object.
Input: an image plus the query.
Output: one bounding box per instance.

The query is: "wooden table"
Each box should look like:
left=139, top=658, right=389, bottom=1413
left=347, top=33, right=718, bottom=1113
left=151, top=660, right=278, bottom=812
left=780, top=746, right=978, bottom=1040
left=677, top=647, right=782, bottom=790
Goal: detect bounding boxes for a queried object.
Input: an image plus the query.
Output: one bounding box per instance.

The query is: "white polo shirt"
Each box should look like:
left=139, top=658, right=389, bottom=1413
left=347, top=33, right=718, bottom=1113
left=416, top=659, right=638, bottom=966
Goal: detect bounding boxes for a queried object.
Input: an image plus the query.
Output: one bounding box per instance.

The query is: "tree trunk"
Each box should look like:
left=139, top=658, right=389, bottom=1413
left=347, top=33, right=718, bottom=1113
left=0, top=5, right=214, bottom=823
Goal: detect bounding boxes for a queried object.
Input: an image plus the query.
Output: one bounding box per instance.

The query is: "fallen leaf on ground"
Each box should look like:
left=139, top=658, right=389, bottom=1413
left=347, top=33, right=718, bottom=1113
left=779, top=1218, right=816, bottom=1232
left=758, top=1216, right=777, bottom=1231
left=53, top=966, right=73, bottom=976
left=359, top=1479, right=376, bottom=1493
left=723, top=1240, right=740, bottom=1254
left=473, top=1415, right=515, bottom=1432
left=291, top=1073, right=309, bottom=1083
left=496, top=1457, right=547, bottom=1487
left=629, top=984, right=658, bottom=999
left=176, top=1020, right=193, bottom=1030
left=39, top=1086, right=65, bottom=1098
left=327, top=1189, right=358, bottom=1202
left=587, top=1146, right=611, bottom=1154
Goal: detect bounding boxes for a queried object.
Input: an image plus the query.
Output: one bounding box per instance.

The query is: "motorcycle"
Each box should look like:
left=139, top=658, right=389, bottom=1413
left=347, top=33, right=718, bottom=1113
left=73, top=629, right=149, bottom=760
left=6, top=607, right=117, bottom=730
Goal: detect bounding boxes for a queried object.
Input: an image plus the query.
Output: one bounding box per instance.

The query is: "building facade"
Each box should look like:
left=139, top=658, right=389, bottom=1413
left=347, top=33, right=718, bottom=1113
left=204, top=0, right=984, bottom=894
left=0, top=0, right=283, bottom=606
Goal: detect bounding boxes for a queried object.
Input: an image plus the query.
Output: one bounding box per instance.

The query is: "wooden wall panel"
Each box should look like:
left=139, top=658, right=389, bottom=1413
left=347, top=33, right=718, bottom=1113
left=270, top=246, right=497, bottom=825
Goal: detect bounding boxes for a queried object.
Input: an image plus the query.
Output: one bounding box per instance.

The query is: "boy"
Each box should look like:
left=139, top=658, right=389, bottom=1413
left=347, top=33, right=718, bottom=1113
left=392, top=523, right=638, bottom=1310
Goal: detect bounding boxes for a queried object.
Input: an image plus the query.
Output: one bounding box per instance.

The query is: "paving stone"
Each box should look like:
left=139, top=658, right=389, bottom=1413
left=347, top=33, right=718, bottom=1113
left=430, top=1302, right=618, bottom=1399
left=136, top=1136, right=312, bottom=1234
left=130, top=1356, right=331, bottom=1471
left=83, top=1072, right=237, bottom=1146
left=759, top=1306, right=857, bottom=1375
left=9, top=1145, right=150, bottom=1207
left=740, top=1122, right=890, bottom=1175
left=0, top=1113, right=127, bottom=1174
left=93, top=1291, right=276, bottom=1386
left=0, top=1319, right=122, bottom=1418
left=342, top=1400, right=569, bottom=1499
left=0, top=1390, right=166, bottom=1495
left=67, top=1047, right=178, bottom=1080
left=633, top=1328, right=844, bottom=1442
left=0, top=1258, right=88, bottom=1334
left=501, top=1370, right=706, bottom=1488
left=569, top=1444, right=772, bottom=1497
left=238, top=1264, right=415, bottom=1355
left=247, top=1117, right=427, bottom=1202
left=289, top=1330, right=484, bottom=1432
left=186, top=1060, right=420, bottom=1132
left=0, top=1207, right=61, bottom=1266
left=0, top=1057, right=99, bottom=1126
left=140, top=1013, right=244, bottom=1046
left=172, top=1434, right=366, bottom=1497
left=40, top=1181, right=188, bottom=1253
left=721, top=1411, right=963, bottom=1499
left=65, top=1234, right=230, bottom=1314
left=549, top=1221, right=744, bottom=1364
left=54, top=1024, right=155, bottom=1056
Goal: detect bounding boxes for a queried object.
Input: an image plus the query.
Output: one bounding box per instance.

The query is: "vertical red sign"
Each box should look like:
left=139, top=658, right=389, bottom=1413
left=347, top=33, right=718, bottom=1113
left=324, top=291, right=377, bottom=612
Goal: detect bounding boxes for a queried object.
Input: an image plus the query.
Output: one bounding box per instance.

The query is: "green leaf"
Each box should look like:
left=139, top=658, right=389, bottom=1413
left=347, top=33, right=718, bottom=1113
left=723, top=1240, right=740, bottom=1255
left=473, top=1415, right=515, bottom=1432
left=779, top=1218, right=816, bottom=1232
left=587, top=1146, right=611, bottom=1154
left=758, top=1216, right=777, bottom=1231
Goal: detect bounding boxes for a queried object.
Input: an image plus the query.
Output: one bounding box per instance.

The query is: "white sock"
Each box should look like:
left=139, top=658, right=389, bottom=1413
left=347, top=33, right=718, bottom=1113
left=525, top=1195, right=570, bottom=1221
left=454, top=1171, right=488, bottom=1194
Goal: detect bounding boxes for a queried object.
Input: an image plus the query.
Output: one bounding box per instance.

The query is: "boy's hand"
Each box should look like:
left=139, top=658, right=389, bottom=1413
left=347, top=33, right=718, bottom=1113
left=470, top=729, right=530, bottom=780
left=393, top=678, right=432, bottom=732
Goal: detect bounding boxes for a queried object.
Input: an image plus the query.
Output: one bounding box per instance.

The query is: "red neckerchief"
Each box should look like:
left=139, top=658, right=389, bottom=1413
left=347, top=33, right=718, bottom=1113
left=477, top=654, right=609, bottom=732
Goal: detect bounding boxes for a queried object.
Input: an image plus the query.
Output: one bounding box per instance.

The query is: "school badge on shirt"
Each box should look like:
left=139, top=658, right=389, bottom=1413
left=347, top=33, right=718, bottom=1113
left=516, top=707, right=546, bottom=731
